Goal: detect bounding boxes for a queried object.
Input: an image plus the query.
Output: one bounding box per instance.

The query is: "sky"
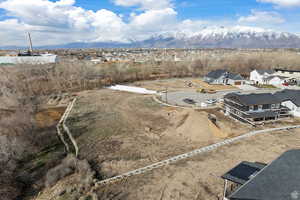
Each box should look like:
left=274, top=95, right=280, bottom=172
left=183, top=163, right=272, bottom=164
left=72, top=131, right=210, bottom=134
left=0, top=0, right=299, bottom=46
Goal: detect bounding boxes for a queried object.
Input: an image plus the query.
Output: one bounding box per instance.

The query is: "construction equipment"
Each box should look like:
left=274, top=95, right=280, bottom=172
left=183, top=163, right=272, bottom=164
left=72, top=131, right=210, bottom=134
left=197, top=88, right=216, bottom=94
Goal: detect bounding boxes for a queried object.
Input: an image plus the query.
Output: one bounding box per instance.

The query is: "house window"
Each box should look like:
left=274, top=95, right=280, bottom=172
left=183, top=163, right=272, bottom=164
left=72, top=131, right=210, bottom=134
left=271, top=104, right=276, bottom=109
left=249, top=106, right=254, bottom=111
left=258, top=105, right=263, bottom=110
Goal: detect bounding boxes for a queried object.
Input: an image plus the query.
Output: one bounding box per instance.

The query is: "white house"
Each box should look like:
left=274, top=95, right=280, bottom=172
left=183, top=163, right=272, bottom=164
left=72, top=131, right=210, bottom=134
left=275, top=90, right=300, bottom=117
left=264, top=75, right=288, bottom=86
left=281, top=100, right=300, bottom=117
left=274, top=69, right=300, bottom=79
left=250, top=69, right=274, bottom=84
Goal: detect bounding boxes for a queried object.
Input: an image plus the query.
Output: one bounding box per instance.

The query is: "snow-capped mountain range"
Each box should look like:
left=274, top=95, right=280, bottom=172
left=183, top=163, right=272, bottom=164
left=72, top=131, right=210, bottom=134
left=138, top=26, right=300, bottom=48
left=1, top=26, right=300, bottom=49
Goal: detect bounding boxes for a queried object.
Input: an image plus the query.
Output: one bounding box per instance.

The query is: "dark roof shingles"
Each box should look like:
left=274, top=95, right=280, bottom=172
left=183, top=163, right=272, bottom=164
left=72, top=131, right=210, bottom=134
left=229, top=149, right=300, bottom=200
left=225, top=93, right=281, bottom=106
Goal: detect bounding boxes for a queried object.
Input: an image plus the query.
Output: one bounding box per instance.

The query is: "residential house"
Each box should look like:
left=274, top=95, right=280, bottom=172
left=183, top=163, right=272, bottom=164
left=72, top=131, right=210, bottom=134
left=204, top=69, right=245, bottom=85
left=249, top=69, right=274, bottom=84
left=223, top=93, right=290, bottom=125
left=222, top=149, right=300, bottom=200
left=275, top=89, right=300, bottom=117
left=263, top=75, right=288, bottom=85
left=275, top=68, right=300, bottom=78
left=274, top=68, right=300, bottom=85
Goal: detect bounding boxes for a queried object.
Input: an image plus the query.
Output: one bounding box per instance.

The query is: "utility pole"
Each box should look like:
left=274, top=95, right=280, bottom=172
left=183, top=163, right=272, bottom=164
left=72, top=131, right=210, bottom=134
left=165, top=87, right=168, bottom=104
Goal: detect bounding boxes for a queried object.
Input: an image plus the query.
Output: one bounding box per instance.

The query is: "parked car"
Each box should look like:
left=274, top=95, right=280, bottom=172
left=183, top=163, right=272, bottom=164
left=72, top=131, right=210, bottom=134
left=205, top=99, right=217, bottom=105
left=283, top=82, right=289, bottom=86
left=183, top=98, right=196, bottom=104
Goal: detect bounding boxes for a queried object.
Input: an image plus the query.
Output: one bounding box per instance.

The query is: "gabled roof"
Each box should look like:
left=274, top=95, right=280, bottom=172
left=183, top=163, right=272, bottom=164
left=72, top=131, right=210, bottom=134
left=274, top=90, right=300, bottom=107
left=222, top=161, right=266, bottom=185
left=227, top=73, right=245, bottom=81
left=264, top=75, right=288, bottom=81
left=229, top=149, right=300, bottom=200
left=224, top=93, right=281, bottom=106
left=256, top=69, right=275, bottom=75
left=275, top=68, right=300, bottom=73
left=205, top=69, right=245, bottom=80
left=205, top=69, right=227, bottom=79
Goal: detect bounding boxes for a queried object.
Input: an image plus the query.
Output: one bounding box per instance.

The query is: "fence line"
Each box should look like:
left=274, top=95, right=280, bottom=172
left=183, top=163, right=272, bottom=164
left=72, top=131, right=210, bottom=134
left=56, top=103, right=72, bottom=152
left=56, top=98, right=79, bottom=157
left=93, top=124, right=300, bottom=188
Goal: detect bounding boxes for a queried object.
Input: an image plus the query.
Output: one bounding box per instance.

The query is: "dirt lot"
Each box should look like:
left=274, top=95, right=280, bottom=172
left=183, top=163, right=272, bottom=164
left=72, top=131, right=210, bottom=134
left=111, top=128, right=300, bottom=200
left=68, top=90, right=240, bottom=175
left=34, top=88, right=297, bottom=199
left=133, top=78, right=199, bottom=92
left=192, top=79, right=237, bottom=91
left=34, top=82, right=300, bottom=200
left=134, top=79, right=236, bottom=92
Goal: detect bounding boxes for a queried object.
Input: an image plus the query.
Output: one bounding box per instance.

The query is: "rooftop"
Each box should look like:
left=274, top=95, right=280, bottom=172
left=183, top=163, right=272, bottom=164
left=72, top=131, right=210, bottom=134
left=222, top=161, right=266, bottom=185
left=229, top=149, right=300, bottom=200
left=224, top=93, right=281, bottom=106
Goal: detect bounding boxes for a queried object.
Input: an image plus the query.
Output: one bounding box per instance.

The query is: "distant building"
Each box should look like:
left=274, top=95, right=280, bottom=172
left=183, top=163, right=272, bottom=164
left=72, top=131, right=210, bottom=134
left=275, top=68, right=300, bottom=79
left=0, top=53, right=58, bottom=65
left=204, top=69, right=245, bottom=85
left=263, top=75, right=288, bottom=85
left=250, top=69, right=300, bottom=86
left=0, top=33, right=58, bottom=65
left=250, top=69, right=274, bottom=84
left=222, top=149, right=300, bottom=200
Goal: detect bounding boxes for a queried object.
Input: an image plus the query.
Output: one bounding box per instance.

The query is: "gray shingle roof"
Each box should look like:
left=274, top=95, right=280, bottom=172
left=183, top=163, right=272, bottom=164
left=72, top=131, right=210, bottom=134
left=205, top=69, right=227, bottom=79
left=205, top=69, right=245, bottom=80
left=222, top=161, right=266, bottom=185
left=229, top=149, right=300, bottom=200
left=264, top=75, right=288, bottom=81
left=256, top=69, right=275, bottom=75
left=274, top=90, right=300, bottom=107
left=224, top=93, right=281, bottom=106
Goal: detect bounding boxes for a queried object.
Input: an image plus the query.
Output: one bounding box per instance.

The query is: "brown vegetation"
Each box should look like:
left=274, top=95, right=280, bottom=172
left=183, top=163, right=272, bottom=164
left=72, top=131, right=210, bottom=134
left=0, top=49, right=300, bottom=199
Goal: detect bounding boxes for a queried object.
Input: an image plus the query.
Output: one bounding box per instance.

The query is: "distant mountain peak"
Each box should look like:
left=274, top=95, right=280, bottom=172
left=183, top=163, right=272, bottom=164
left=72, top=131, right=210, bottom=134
left=143, top=26, right=300, bottom=48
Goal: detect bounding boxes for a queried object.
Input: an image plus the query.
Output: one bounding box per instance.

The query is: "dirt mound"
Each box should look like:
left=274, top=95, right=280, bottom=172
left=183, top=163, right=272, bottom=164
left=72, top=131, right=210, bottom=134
left=35, top=107, right=65, bottom=128
left=162, top=109, right=216, bottom=143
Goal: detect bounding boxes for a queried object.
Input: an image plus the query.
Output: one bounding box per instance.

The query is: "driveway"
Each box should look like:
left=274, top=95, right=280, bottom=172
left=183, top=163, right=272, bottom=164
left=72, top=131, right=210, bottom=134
left=160, top=88, right=285, bottom=107
left=160, top=91, right=230, bottom=107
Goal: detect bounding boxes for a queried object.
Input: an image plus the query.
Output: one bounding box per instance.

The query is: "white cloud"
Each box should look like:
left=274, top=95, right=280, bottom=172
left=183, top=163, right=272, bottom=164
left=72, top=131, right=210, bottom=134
left=127, top=8, right=177, bottom=40
left=238, top=10, right=285, bottom=24
left=0, top=0, right=129, bottom=45
left=0, top=0, right=181, bottom=45
left=113, top=0, right=173, bottom=10
left=130, top=8, right=177, bottom=30
left=257, top=0, right=300, bottom=7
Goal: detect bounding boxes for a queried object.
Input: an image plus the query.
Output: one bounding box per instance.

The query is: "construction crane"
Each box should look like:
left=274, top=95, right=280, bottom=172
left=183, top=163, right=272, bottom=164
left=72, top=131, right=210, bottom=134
left=27, top=32, right=33, bottom=54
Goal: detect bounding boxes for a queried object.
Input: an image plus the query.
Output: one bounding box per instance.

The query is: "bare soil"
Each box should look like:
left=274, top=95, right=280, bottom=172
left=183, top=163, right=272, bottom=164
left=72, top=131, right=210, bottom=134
left=133, top=78, right=236, bottom=92
left=35, top=82, right=300, bottom=200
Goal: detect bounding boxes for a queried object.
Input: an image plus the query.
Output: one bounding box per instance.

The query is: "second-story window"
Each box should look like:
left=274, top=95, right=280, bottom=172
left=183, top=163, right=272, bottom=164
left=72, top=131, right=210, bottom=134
left=249, top=106, right=254, bottom=111
left=258, top=105, right=263, bottom=110
left=271, top=104, right=276, bottom=109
